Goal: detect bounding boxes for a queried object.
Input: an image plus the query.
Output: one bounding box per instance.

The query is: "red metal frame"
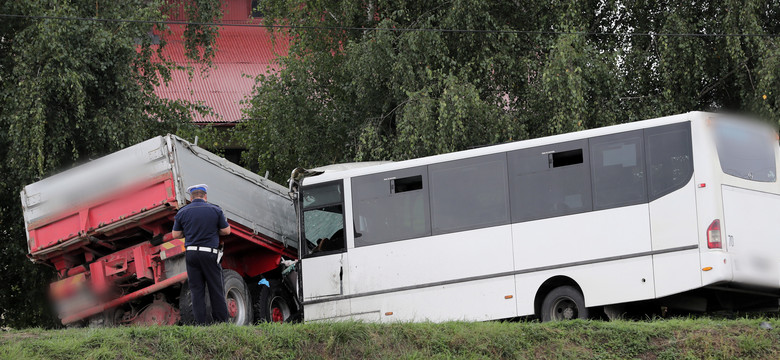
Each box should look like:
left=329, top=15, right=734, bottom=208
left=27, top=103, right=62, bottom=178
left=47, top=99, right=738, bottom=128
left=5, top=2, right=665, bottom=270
left=53, top=237, right=181, bottom=324
left=61, top=272, right=188, bottom=325
left=221, top=220, right=297, bottom=278
left=52, top=219, right=297, bottom=325
left=226, top=220, right=297, bottom=259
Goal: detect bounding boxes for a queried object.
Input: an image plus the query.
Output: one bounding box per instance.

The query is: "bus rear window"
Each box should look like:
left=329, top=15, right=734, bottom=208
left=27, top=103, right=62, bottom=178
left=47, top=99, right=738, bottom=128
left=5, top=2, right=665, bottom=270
left=714, top=121, right=777, bottom=182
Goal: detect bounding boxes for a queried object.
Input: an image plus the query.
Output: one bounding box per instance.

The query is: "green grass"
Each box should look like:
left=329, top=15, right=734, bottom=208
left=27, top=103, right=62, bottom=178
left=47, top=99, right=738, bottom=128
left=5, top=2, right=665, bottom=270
left=2, top=318, right=780, bottom=359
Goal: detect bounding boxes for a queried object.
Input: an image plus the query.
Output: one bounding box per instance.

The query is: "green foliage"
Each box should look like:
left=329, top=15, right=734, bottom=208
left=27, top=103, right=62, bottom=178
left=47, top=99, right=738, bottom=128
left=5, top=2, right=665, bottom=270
left=179, top=0, right=225, bottom=64
left=2, top=319, right=780, bottom=359
left=0, top=0, right=223, bottom=328
left=240, top=0, right=780, bottom=183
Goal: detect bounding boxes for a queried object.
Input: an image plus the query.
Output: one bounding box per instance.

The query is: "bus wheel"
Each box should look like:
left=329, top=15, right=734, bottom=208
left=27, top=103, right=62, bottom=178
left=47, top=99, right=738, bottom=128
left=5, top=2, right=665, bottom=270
left=541, top=286, right=588, bottom=322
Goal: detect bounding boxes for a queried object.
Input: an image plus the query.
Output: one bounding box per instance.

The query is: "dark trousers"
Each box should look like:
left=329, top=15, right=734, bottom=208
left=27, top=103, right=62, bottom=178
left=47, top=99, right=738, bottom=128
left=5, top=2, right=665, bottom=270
left=185, top=250, right=230, bottom=324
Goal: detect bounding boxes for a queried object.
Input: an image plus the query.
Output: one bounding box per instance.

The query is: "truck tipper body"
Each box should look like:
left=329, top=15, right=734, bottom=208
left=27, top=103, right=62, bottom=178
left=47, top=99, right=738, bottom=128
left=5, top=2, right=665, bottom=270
left=22, top=135, right=299, bottom=326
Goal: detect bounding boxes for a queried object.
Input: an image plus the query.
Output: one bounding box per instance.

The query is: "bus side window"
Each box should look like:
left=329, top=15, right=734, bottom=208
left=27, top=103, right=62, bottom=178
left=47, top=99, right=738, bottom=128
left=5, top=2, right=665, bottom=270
left=645, top=122, right=693, bottom=200
left=590, top=130, right=647, bottom=210
left=352, top=166, right=431, bottom=247
left=508, top=139, right=592, bottom=222
left=429, top=153, right=510, bottom=234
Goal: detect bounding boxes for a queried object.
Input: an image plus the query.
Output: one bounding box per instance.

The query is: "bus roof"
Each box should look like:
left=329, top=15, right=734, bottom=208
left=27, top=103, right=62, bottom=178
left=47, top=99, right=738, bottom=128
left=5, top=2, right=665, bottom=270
left=300, top=111, right=715, bottom=186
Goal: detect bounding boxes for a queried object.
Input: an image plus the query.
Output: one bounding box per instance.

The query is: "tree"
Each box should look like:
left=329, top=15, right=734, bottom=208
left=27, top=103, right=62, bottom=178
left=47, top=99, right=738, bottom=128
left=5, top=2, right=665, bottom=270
left=240, top=0, right=780, bottom=184
left=0, top=0, right=222, bottom=328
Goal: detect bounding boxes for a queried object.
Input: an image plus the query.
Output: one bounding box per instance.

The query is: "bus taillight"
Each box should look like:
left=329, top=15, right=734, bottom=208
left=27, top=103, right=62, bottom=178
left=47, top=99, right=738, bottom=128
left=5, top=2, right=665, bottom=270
left=707, top=219, right=722, bottom=249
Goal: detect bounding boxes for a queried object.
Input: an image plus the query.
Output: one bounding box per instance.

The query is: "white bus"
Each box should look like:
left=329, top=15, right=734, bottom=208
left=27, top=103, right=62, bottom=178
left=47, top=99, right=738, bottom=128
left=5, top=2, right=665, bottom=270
left=290, top=111, right=780, bottom=322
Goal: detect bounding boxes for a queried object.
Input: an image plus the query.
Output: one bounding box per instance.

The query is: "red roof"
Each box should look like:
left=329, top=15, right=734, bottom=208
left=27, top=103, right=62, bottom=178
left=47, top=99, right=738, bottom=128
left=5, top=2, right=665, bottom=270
left=154, top=24, right=289, bottom=123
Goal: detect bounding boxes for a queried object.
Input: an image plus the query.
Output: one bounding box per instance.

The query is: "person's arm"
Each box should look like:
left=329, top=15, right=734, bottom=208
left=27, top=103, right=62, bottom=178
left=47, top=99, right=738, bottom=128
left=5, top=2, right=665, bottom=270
left=217, top=208, right=230, bottom=236
left=171, top=215, right=184, bottom=239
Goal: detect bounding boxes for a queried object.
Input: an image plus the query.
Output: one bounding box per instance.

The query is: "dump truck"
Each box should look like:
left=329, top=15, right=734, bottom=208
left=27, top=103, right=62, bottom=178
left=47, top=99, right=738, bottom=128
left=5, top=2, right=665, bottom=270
left=22, top=135, right=299, bottom=326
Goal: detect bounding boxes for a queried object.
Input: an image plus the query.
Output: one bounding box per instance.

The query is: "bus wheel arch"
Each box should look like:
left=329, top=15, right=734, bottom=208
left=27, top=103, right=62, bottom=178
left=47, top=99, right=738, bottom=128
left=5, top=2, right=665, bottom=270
left=534, top=276, right=588, bottom=321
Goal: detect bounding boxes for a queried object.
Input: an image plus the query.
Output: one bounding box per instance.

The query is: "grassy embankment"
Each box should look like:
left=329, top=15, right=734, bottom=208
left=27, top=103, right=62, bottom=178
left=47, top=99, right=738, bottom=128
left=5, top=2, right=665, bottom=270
left=1, top=318, right=779, bottom=359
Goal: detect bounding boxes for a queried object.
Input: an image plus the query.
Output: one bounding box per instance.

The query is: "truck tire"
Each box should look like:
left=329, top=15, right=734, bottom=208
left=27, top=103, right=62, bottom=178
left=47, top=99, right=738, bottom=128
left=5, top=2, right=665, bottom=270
left=223, top=270, right=253, bottom=325
left=541, top=286, right=588, bottom=322
left=179, top=269, right=253, bottom=325
left=254, top=280, right=294, bottom=323
left=179, top=280, right=210, bottom=325
left=87, top=308, right=124, bottom=328
left=65, top=320, right=85, bottom=329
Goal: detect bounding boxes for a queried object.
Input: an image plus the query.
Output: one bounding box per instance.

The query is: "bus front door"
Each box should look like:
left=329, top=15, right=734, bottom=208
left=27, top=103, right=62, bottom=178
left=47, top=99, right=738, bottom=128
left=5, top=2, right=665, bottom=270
left=299, top=181, right=351, bottom=320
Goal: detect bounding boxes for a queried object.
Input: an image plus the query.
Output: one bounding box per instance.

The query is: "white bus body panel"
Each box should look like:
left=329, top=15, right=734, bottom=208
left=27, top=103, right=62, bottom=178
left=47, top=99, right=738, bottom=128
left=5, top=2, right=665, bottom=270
left=302, top=254, right=352, bottom=321
left=648, top=179, right=702, bottom=298
left=722, top=185, right=780, bottom=288
left=302, top=254, right=345, bottom=299
left=304, top=298, right=353, bottom=322
left=512, top=204, right=651, bottom=268
left=347, top=226, right=513, bottom=293
left=512, top=204, right=655, bottom=309
left=515, top=256, right=655, bottom=315
left=652, top=249, right=702, bottom=298
left=350, top=276, right=517, bottom=322
left=649, top=180, right=699, bottom=251
left=689, top=117, right=733, bottom=286
left=347, top=225, right=517, bottom=322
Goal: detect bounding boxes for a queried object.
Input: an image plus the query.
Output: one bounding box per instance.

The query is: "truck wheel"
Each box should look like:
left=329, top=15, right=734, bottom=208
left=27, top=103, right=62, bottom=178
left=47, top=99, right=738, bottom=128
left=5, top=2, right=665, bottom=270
left=179, top=281, right=209, bottom=325
left=87, top=308, right=124, bottom=328
left=541, top=286, right=588, bottom=322
left=254, top=280, right=294, bottom=323
left=65, top=320, right=85, bottom=329
left=179, top=269, right=253, bottom=325
left=223, top=270, right=253, bottom=325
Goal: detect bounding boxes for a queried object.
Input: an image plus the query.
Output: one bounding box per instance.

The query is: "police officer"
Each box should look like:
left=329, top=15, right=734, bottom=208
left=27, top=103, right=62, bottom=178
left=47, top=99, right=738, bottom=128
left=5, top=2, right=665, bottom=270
left=171, top=184, right=231, bottom=324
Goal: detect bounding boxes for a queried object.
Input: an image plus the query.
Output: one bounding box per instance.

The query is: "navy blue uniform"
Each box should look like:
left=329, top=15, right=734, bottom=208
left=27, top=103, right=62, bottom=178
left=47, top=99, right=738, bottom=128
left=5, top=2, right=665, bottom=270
left=174, top=199, right=229, bottom=248
left=173, top=199, right=230, bottom=324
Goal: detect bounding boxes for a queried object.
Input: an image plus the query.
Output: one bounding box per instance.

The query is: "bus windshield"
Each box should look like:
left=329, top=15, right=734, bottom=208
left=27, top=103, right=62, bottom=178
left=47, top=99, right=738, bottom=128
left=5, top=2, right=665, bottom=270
left=714, top=120, right=777, bottom=182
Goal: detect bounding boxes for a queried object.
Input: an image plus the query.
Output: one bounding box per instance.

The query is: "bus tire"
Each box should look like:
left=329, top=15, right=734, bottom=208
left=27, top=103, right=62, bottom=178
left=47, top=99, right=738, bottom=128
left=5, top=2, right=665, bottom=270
left=541, top=286, right=588, bottom=322
left=254, top=280, right=294, bottom=323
